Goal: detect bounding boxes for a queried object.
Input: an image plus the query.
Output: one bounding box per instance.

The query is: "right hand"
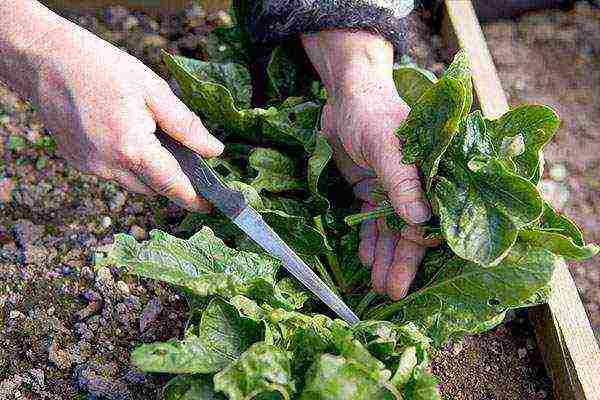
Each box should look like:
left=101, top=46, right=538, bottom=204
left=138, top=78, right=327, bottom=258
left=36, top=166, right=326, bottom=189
left=32, top=19, right=223, bottom=211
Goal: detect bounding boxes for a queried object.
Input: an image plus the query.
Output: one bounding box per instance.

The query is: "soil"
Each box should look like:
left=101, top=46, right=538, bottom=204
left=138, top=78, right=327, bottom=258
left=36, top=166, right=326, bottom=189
left=0, top=2, right=596, bottom=400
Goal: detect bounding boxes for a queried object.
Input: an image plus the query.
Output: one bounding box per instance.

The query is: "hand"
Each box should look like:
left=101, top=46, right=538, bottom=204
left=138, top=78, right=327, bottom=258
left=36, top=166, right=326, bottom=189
left=302, top=31, right=439, bottom=300
left=15, top=10, right=223, bottom=211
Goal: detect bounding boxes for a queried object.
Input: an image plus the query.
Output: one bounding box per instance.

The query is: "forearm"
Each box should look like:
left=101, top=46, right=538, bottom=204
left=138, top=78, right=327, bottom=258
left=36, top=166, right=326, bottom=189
left=301, top=30, right=397, bottom=99
left=0, top=0, right=71, bottom=100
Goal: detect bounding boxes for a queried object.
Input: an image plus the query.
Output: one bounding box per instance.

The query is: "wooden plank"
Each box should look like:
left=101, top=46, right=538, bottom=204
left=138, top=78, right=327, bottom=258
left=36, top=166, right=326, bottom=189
left=443, top=2, right=600, bottom=400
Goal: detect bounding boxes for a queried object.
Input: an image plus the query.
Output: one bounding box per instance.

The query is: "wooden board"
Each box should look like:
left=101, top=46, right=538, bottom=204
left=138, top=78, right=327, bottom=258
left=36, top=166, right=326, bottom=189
left=443, top=2, right=600, bottom=399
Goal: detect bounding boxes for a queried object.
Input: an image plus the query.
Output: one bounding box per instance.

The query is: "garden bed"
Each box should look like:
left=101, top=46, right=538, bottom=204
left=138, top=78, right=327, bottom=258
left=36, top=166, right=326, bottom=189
left=0, top=2, right=597, bottom=399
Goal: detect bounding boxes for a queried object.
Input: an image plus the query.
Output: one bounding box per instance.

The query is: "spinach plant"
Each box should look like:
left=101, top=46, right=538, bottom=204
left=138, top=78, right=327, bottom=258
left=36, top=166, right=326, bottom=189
left=96, top=13, right=598, bottom=399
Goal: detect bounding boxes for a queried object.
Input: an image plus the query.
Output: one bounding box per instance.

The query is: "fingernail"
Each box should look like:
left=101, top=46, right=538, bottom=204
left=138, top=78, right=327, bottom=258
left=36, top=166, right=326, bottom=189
left=404, top=200, right=431, bottom=224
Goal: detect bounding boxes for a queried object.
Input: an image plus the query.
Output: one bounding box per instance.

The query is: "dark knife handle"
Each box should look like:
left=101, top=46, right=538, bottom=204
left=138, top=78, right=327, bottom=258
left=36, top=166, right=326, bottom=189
left=155, top=129, right=247, bottom=219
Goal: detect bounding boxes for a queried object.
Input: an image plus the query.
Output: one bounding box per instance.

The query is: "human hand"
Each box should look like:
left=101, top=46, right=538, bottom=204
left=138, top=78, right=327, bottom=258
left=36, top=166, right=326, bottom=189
left=302, top=31, right=439, bottom=300
left=24, top=15, right=223, bottom=211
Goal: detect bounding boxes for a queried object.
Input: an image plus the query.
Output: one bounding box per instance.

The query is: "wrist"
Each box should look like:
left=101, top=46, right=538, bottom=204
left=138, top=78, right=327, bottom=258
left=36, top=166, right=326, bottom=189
left=301, top=30, right=396, bottom=99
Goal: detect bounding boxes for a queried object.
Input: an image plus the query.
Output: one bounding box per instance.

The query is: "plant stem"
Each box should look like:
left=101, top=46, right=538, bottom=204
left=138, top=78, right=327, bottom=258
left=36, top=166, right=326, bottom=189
left=344, top=206, right=395, bottom=226
left=313, top=216, right=347, bottom=292
left=356, top=290, right=378, bottom=318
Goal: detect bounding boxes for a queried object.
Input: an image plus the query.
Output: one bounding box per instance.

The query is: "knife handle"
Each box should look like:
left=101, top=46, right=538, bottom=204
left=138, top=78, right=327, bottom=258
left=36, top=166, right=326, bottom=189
left=155, top=129, right=247, bottom=218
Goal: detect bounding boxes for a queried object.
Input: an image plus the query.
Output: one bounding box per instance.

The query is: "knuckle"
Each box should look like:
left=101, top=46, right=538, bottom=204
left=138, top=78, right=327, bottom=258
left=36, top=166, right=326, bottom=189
left=154, top=175, right=180, bottom=197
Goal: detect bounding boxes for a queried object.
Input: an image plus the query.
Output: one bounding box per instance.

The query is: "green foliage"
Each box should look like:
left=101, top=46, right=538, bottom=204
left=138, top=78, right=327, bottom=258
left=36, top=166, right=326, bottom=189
left=98, top=19, right=597, bottom=398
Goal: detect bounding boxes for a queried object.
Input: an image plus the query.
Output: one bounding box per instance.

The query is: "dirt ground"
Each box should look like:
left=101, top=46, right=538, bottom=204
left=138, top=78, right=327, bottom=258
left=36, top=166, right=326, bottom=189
left=0, top=2, right=596, bottom=399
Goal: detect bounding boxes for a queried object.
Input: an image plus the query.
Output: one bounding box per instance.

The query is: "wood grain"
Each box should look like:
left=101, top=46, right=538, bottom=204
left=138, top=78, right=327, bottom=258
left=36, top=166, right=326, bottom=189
left=443, top=2, right=600, bottom=399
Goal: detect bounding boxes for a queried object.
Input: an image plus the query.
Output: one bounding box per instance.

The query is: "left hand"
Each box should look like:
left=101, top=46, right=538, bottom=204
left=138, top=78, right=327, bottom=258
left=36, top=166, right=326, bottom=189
left=302, top=31, right=440, bottom=300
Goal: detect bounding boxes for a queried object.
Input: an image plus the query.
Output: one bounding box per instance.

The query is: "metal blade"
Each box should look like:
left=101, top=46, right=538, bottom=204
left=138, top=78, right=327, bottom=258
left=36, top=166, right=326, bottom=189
left=233, top=206, right=360, bottom=325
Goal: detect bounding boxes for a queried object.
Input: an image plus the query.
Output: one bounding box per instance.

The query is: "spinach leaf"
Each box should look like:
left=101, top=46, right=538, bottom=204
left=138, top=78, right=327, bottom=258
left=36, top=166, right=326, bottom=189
left=214, top=342, right=295, bottom=400
left=164, top=375, right=226, bottom=400
left=393, top=65, right=437, bottom=108
left=132, top=299, right=261, bottom=374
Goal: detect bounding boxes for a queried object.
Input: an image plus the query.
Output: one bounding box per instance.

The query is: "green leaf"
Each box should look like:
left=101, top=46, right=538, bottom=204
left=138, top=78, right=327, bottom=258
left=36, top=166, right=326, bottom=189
left=397, top=77, right=465, bottom=191
left=300, top=331, right=398, bottom=400
left=164, top=375, right=226, bottom=400
left=214, top=342, right=295, bottom=400
left=99, top=228, right=280, bottom=299
left=132, top=299, right=261, bottom=374
left=163, top=52, right=262, bottom=134
left=541, top=201, right=584, bottom=245
left=261, top=210, right=330, bottom=256
left=249, top=148, right=306, bottom=193
left=519, top=229, right=599, bottom=260
left=307, top=134, right=333, bottom=212
left=367, top=244, right=560, bottom=346
left=443, top=50, right=473, bottom=118
left=390, top=346, right=418, bottom=388
left=260, top=100, right=321, bottom=150
left=487, top=105, right=560, bottom=182
left=266, top=46, right=297, bottom=100
left=393, top=66, right=437, bottom=108
left=227, top=181, right=265, bottom=210
left=404, top=371, right=441, bottom=400
left=436, top=158, right=544, bottom=266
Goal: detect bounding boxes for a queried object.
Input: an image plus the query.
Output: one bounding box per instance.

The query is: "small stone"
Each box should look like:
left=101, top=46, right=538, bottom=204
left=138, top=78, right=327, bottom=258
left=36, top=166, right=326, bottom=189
left=10, top=219, right=44, bottom=246
left=95, top=267, right=114, bottom=287
left=116, top=281, right=130, bottom=295
left=101, top=216, right=112, bottom=229
left=129, top=225, right=147, bottom=241
left=109, top=191, right=127, bottom=212
left=139, top=297, right=162, bottom=333
left=451, top=341, right=463, bottom=355
left=549, top=163, right=568, bottom=182
left=517, top=347, right=528, bottom=358
left=9, top=310, right=25, bottom=319
left=142, top=34, right=167, bottom=48
left=80, top=266, right=95, bottom=281
left=48, top=338, right=73, bottom=370
left=0, top=178, right=15, bottom=203
left=124, top=15, right=139, bottom=30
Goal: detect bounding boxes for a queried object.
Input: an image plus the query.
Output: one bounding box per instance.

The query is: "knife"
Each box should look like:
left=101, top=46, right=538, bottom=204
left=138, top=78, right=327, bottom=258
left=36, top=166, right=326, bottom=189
left=156, top=130, right=360, bottom=325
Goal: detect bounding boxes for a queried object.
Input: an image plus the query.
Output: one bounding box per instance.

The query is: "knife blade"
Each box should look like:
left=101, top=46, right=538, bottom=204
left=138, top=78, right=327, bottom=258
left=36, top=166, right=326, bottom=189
left=156, top=130, right=360, bottom=325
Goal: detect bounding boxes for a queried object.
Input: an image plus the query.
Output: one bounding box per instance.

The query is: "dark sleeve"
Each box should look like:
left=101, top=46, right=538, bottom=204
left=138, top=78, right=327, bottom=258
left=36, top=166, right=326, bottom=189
left=238, top=0, right=415, bottom=54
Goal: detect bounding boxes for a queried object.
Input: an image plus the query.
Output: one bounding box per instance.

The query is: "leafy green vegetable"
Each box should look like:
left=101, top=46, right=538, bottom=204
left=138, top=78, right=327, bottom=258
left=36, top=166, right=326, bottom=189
left=367, top=244, right=559, bottom=345
left=214, top=342, right=295, bottom=400
left=132, top=299, right=261, bottom=374
left=104, top=14, right=597, bottom=400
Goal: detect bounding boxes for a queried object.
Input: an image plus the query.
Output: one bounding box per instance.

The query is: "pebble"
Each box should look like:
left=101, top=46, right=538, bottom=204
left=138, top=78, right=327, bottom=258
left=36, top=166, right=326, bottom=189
left=116, top=281, right=130, bottom=295
left=96, top=267, right=114, bottom=287
left=129, top=225, right=147, bottom=241
left=9, top=310, right=25, bottom=319
left=549, top=163, right=568, bottom=182
left=10, top=219, right=44, bottom=247
left=109, top=191, right=127, bottom=212
left=139, top=297, right=162, bottom=333
left=0, top=177, right=15, bottom=203
left=101, top=216, right=112, bottom=229
left=451, top=341, right=463, bottom=355
left=517, top=347, right=528, bottom=358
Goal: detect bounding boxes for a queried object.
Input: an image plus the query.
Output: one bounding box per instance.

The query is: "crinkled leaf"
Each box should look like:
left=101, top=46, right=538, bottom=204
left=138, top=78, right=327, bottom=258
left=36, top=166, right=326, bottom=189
left=163, top=52, right=262, bottom=135
left=519, top=229, right=599, bottom=260
left=393, top=65, right=437, bottom=108
left=307, top=134, right=333, bottom=212
left=487, top=105, right=560, bottom=182
left=443, top=50, right=473, bottom=118
left=99, top=228, right=280, bottom=299
left=249, top=148, right=305, bottom=193
left=261, top=210, right=329, bottom=256
left=436, top=157, right=544, bottom=266
left=404, top=371, right=441, bottom=400
left=397, top=77, right=465, bottom=191
left=275, top=278, right=311, bottom=310
left=300, top=330, right=397, bottom=400
left=214, top=342, right=295, bottom=400
left=164, top=375, right=226, bottom=400
left=132, top=299, right=261, bottom=373
left=260, top=100, right=321, bottom=150
left=368, top=244, right=559, bottom=346
left=227, top=181, right=265, bottom=210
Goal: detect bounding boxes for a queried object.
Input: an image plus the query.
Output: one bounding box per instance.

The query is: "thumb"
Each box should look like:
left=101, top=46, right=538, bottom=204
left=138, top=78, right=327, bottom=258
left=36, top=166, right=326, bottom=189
left=368, top=134, right=431, bottom=225
left=146, top=80, right=224, bottom=157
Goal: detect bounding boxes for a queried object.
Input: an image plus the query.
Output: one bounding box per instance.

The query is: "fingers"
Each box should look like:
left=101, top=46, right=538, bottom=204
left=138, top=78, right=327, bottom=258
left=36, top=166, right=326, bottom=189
left=111, top=170, right=155, bottom=195
left=146, top=80, right=224, bottom=157
left=367, top=134, right=431, bottom=225
left=123, top=143, right=210, bottom=212
left=359, top=203, right=378, bottom=267
left=386, top=239, right=426, bottom=300
left=371, top=218, right=399, bottom=294
left=401, top=225, right=443, bottom=248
